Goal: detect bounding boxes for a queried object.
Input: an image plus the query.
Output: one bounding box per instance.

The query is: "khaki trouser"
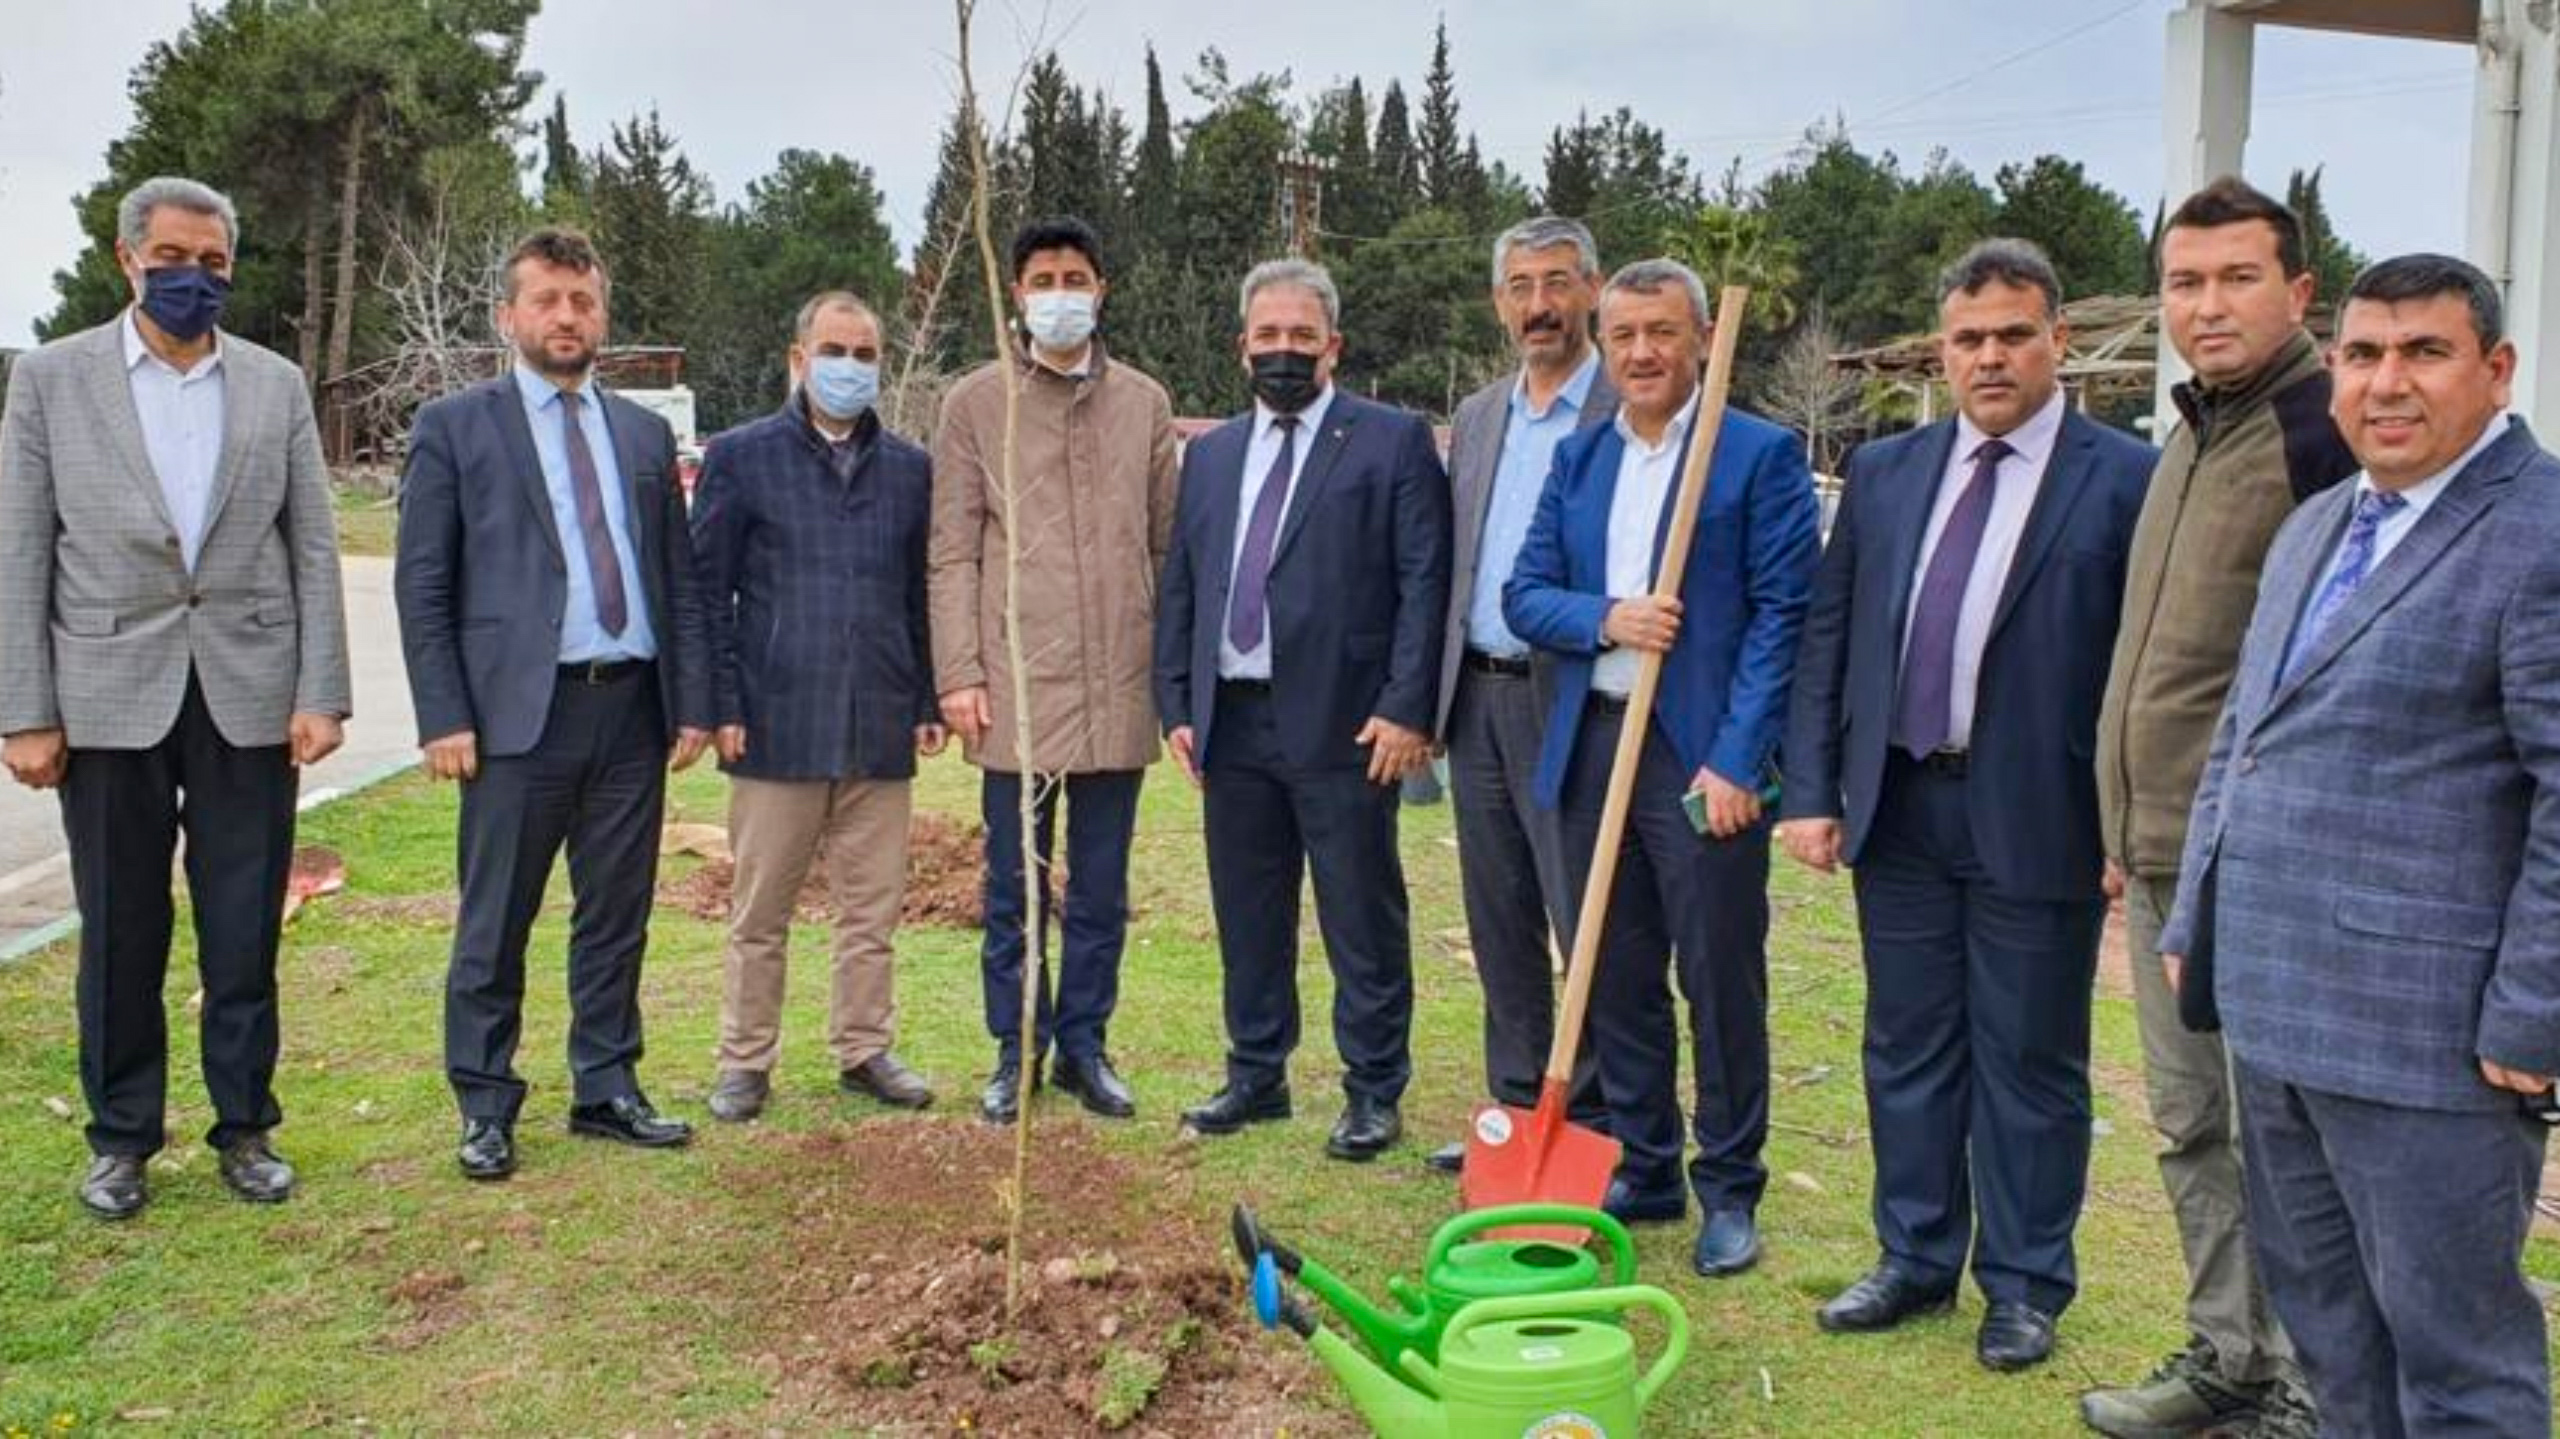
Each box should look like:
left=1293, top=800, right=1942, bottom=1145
left=719, top=775, right=910, bottom=1072
left=2125, top=872, right=2294, bottom=1385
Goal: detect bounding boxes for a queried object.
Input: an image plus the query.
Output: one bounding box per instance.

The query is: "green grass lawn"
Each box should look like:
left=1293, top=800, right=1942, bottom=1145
left=1, top=755, right=2551, bottom=1434
left=330, top=483, right=397, bottom=559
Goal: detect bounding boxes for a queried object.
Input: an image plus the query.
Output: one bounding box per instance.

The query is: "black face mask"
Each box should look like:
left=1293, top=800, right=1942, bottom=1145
left=1248, top=349, right=1323, bottom=415
left=138, top=264, right=231, bottom=342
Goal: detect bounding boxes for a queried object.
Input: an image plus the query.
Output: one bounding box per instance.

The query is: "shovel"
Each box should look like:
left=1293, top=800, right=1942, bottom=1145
left=1462, top=284, right=1753, bottom=1237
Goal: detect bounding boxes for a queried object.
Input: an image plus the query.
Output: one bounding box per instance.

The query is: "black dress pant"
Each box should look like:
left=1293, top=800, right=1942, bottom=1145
left=1200, top=682, right=1413, bottom=1105
left=445, top=664, right=667, bottom=1121
left=59, top=672, right=297, bottom=1157
left=1561, top=702, right=1771, bottom=1211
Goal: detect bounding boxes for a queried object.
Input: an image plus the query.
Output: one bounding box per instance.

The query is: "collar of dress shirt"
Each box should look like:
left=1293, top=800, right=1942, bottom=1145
left=1613, top=383, right=1701, bottom=459
left=1952, top=386, right=2067, bottom=472
left=2349, top=411, right=2513, bottom=521
left=1253, top=384, right=1336, bottom=445
left=122, top=307, right=223, bottom=379
left=1512, top=347, right=1600, bottom=423
left=511, top=360, right=597, bottom=413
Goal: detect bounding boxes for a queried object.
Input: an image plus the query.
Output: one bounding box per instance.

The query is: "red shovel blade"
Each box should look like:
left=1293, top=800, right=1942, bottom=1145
left=1460, top=1083, right=1620, bottom=1241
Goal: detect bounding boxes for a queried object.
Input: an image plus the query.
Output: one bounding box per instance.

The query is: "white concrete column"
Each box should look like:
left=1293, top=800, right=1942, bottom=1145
left=2158, top=3, right=2257, bottom=423
left=2471, top=0, right=2560, bottom=433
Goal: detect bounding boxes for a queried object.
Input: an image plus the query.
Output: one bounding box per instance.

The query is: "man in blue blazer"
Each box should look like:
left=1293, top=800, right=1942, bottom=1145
left=689, top=291, right=944, bottom=1125
left=1504, top=258, right=1819, bottom=1276
left=395, top=228, right=712, bottom=1180
left=1153, top=258, right=1452, bottom=1162
left=1778, top=240, right=2152, bottom=1370
left=2160, top=255, right=2560, bottom=1436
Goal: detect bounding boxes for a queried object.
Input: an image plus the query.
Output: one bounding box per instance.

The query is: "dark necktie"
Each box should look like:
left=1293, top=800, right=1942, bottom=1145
left=558, top=389, right=629, bottom=638
left=2280, top=488, right=2407, bottom=681
left=1893, top=436, right=2012, bottom=758
left=1227, top=415, right=1299, bottom=653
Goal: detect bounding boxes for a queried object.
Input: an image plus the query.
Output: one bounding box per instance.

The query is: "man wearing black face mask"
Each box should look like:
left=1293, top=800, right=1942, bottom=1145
left=1153, top=258, right=1453, bottom=1161
left=0, top=176, right=351, bottom=1220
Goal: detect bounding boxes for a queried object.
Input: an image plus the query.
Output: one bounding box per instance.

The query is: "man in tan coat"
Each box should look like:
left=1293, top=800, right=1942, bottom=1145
left=932, top=216, right=1180, bottom=1124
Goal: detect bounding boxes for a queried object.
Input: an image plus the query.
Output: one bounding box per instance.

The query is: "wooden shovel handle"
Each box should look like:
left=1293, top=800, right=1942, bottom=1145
left=1546, top=285, right=1751, bottom=1085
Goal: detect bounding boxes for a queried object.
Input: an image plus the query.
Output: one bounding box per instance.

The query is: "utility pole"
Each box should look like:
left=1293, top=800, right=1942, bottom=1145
left=1279, top=148, right=1326, bottom=259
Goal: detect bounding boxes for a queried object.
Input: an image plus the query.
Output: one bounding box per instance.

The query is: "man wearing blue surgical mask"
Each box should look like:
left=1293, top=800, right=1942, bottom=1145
left=689, top=291, right=945, bottom=1123
left=931, top=217, right=1180, bottom=1125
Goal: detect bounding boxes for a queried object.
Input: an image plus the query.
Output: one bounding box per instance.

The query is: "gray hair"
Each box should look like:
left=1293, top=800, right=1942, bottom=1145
left=1238, top=258, right=1340, bottom=332
left=1491, top=216, right=1600, bottom=289
left=118, top=176, right=239, bottom=254
left=1601, top=258, right=1712, bottom=333
left=793, top=289, right=881, bottom=344
left=1938, top=238, right=2063, bottom=318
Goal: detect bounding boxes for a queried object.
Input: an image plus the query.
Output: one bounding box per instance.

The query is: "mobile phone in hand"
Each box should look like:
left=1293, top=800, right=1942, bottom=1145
left=1681, top=769, right=1786, bottom=835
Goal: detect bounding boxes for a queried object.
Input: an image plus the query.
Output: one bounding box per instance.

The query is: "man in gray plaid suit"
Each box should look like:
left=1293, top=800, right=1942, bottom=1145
left=0, top=176, right=351, bottom=1220
left=2162, top=253, right=2560, bottom=1435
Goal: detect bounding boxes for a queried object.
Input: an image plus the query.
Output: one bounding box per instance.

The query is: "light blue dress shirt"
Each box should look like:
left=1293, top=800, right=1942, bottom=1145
left=2311, top=413, right=2509, bottom=587
left=122, top=311, right=226, bottom=572
left=1466, top=350, right=1599, bottom=658
left=1219, top=385, right=1337, bottom=680
left=512, top=365, right=657, bottom=664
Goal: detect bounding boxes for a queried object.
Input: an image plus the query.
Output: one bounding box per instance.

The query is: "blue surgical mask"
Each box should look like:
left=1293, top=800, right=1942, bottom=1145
left=1022, top=290, right=1098, bottom=352
left=138, top=264, right=230, bottom=342
left=805, top=355, right=879, bottom=421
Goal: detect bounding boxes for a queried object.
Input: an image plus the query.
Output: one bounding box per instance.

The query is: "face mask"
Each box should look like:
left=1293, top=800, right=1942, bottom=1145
left=804, top=355, right=879, bottom=421
left=137, top=264, right=230, bottom=342
left=1248, top=349, right=1323, bottom=415
left=1022, top=290, right=1098, bottom=352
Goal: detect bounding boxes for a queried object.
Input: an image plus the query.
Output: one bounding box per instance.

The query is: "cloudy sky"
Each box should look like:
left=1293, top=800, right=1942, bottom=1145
left=0, top=0, right=2479, bottom=347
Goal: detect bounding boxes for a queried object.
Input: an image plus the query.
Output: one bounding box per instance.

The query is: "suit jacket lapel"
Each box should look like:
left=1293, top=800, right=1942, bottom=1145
left=1880, top=421, right=1960, bottom=653
left=1202, top=420, right=1251, bottom=605
left=1271, top=401, right=1358, bottom=565
left=597, top=387, right=654, bottom=567
left=2234, top=486, right=2342, bottom=730
left=198, top=333, right=257, bottom=541
left=489, top=380, right=567, bottom=562
left=1987, top=416, right=2099, bottom=640
left=82, top=323, right=181, bottom=537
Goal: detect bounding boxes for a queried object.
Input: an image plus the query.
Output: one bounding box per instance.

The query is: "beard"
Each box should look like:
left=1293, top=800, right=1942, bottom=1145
left=517, top=329, right=596, bottom=378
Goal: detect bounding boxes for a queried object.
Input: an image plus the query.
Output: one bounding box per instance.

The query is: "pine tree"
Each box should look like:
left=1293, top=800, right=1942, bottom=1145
left=1127, top=46, right=1180, bottom=256
left=1542, top=112, right=1603, bottom=219
left=1373, top=80, right=1418, bottom=224
left=2286, top=165, right=2367, bottom=306
left=1417, top=18, right=1467, bottom=208
left=1306, top=78, right=1378, bottom=243
left=585, top=107, right=714, bottom=345
left=540, top=93, right=586, bottom=215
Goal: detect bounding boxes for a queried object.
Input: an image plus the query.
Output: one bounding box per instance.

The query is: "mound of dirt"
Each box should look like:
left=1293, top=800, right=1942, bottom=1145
left=661, top=810, right=989, bottom=929
left=741, top=1122, right=1345, bottom=1436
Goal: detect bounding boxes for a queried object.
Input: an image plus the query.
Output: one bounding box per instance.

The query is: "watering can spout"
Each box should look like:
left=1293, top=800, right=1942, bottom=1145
left=1314, top=1328, right=1444, bottom=1438
left=1230, top=1202, right=1425, bottom=1368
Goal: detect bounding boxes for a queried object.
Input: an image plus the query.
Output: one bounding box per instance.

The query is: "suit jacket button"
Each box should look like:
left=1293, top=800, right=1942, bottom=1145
left=2238, top=754, right=2257, bottom=774
left=164, top=536, right=180, bottom=550
left=187, top=593, right=201, bottom=609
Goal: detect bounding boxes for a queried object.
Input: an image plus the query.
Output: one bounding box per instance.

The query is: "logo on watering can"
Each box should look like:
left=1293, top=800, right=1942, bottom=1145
left=1523, top=1415, right=1606, bottom=1439
left=1475, top=1108, right=1514, bottom=1145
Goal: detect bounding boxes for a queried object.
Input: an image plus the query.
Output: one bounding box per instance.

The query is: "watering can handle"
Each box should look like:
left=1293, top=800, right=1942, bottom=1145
left=1437, top=1286, right=1690, bottom=1406
left=1426, top=1203, right=1639, bottom=1285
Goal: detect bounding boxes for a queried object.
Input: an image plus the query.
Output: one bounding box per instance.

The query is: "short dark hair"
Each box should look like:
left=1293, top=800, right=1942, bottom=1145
left=2162, top=176, right=2307, bottom=277
left=2344, top=252, right=2505, bottom=349
left=1938, top=238, right=2062, bottom=319
left=1010, top=216, right=1106, bottom=282
left=501, top=226, right=609, bottom=302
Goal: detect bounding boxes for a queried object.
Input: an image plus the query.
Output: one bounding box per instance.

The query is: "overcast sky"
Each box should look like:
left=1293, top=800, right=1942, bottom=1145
left=0, top=0, right=2480, bottom=347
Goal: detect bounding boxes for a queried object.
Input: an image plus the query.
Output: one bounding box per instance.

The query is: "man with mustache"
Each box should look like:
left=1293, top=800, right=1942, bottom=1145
left=1780, top=239, right=2152, bottom=1369
left=395, top=226, right=713, bottom=1180
left=1424, top=216, right=1617, bottom=1175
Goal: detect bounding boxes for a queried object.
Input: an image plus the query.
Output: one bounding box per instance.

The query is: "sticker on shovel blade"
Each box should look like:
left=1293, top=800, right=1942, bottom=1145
left=1474, top=1109, right=1514, bottom=1146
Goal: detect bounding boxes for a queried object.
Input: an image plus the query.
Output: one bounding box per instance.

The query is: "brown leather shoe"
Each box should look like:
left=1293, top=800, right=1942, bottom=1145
left=840, top=1053, right=933, bottom=1110
left=707, top=1069, right=770, bottom=1123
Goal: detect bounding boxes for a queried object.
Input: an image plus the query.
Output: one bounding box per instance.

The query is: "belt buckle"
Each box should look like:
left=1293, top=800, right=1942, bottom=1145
left=577, top=659, right=610, bottom=685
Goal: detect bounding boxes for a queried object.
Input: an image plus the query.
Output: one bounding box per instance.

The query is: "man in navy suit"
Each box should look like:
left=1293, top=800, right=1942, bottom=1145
left=1778, top=239, right=2152, bottom=1370
left=1504, top=258, right=1820, bottom=1276
left=395, top=227, right=712, bottom=1180
left=2161, top=255, right=2560, bottom=1436
left=1153, top=258, right=1452, bottom=1162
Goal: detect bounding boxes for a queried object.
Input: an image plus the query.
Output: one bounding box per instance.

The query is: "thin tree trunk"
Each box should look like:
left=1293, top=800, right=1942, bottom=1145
left=324, top=98, right=371, bottom=386
left=297, top=177, right=327, bottom=392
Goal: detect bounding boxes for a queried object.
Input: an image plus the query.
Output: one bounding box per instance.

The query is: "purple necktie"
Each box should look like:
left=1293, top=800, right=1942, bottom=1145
left=1893, top=437, right=2012, bottom=758
left=2280, top=488, right=2407, bottom=682
left=558, top=389, right=629, bottom=638
left=1227, top=415, right=1299, bottom=653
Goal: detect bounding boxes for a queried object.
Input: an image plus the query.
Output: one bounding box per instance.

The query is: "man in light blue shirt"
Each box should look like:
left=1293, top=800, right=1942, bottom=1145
left=1424, top=217, right=1618, bottom=1174
left=510, top=364, right=658, bottom=665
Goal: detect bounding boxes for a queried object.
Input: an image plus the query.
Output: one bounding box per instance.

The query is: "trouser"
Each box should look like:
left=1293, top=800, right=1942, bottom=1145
left=1201, top=682, right=1413, bottom=1105
left=444, top=665, right=665, bottom=1120
left=1852, top=753, right=2105, bottom=1315
left=2237, top=1060, right=2549, bottom=1437
left=61, top=671, right=297, bottom=1157
left=979, top=768, right=1142, bottom=1066
left=1446, top=661, right=1601, bottom=1120
left=1561, top=702, right=1770, bottom=1210
left=719, top=773, right=911, bottom=1072
left=2123, top=871, right=2293, bottom=1384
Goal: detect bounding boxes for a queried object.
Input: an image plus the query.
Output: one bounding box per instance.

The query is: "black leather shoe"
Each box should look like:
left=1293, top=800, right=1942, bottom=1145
left=1692, top=1208, right=1760, bottom=1277
left=1180, top=1082, right=1291, bottom=1136
left=217, top=1135, right=295, bottom=1203
left=980, top=1060, right=1026, bottom=1124
left=1976, top=1300, right=2058, bottom=1372
left=1425, top=1140, right=1465, bottom=1174
left=79, top=1155, right=147, bottom=1220
left=568, top=1093, right=692, bottom=1148
left=1053, top=1052, right=1137, bottom=1119
left=1817, top=1265, right=1958, bottom=1333
left=457, top=1119, right=516, bottom=1181
left=707, top=1069, right=770, bottom=1123
left=1602, top=1175, right=1688, bottom=1225
left=1325, top=1099, right=1402, bottom=1161
left=840, top=1053, right=934, bottom=1110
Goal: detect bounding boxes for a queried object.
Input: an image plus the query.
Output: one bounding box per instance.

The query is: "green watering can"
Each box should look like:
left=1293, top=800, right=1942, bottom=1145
left=1256, top=1278, right=1690, bottom=1438
left=1230, top=1201, right=1636, bottom=1380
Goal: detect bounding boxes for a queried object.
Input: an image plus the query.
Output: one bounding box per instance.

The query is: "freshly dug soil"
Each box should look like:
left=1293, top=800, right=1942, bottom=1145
left=662, top=810, right=990, bottom=929
left=737, top=1121, right=1349, bottom=1435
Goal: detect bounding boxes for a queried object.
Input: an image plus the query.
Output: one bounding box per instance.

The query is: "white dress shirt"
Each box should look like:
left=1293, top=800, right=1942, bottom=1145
left=1592, top=388, right=1701, bottom=697
left=1219, top=386, right=1337, bottom=680
left=122, top=310, right=227, bottom=572
left=1899, top=390, right=2067, bottom=749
